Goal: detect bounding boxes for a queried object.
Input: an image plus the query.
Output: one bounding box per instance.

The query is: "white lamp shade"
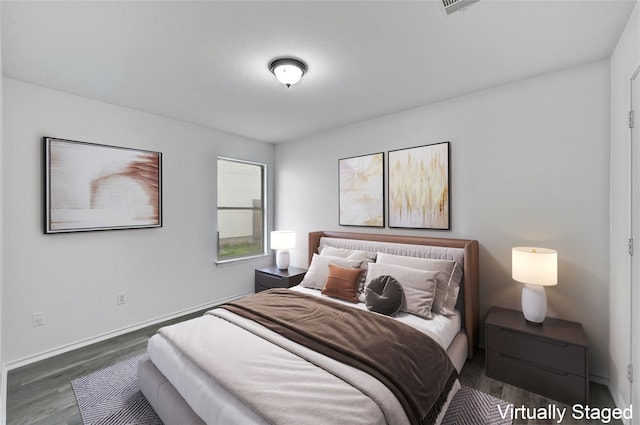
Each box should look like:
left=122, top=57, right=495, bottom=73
left=512, top=247, right=557, bottom=286
left=270, top=231, right=296, bottom=250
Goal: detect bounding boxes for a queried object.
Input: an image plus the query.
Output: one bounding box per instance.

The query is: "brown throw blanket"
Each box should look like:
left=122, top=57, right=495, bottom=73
left=221, top=289, right=458, bottom=425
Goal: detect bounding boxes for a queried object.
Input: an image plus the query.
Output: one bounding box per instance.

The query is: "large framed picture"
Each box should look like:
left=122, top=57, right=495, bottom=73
left=43, top=137, right=162, bottom=233
left=338, top=152, right=384, bottom=227
left=388, top=142, right=450, bottom=230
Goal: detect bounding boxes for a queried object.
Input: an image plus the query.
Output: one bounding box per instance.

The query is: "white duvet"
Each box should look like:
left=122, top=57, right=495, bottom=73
left=147, top=286, right=462, bottom=425
left=289, top=286, right=461, bottom=349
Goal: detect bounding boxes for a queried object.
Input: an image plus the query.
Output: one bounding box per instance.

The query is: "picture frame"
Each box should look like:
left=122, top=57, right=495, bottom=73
left=338, top=152, right=385, bottom=227
left=388, top=142, right=450, bottom=230
left=43, top=137, right=162, bottom=233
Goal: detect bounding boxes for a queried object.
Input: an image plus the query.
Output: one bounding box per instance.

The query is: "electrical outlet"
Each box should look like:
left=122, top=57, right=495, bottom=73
left=117, top=292, right=126, bottom=305
left=32, top=312, right=45, bottom=327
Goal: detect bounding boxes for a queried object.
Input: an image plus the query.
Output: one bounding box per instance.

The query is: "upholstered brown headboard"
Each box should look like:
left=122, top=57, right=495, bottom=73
left=308, top=230, right=479, bottom=359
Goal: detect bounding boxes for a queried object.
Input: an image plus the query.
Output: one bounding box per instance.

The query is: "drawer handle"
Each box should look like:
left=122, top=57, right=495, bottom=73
left=499, top=328, right=569, bottom=347
left=499, top=353, right=569, bottom=376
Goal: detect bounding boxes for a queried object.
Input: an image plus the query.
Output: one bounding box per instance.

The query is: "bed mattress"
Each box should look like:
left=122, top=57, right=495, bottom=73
left=145, top=286, right=464, bottom=425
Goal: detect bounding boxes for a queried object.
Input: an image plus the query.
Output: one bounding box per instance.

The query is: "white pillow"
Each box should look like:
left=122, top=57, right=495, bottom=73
left=300, top=254, right=363, bottom=290
left=376, top=253, right=462, bottom=316
left=320, top=246, right=377, bottom=262
left=320, top=246, right=376, bottom=293
left=364, top=262, right=438, bottom=319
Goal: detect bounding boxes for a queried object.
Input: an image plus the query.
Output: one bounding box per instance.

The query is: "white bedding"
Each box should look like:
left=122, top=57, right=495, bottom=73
left=147, top=287, right=463, bottom=425
left=148, top=331, right=270, bottom=425
left=289, top=285, right=462, bottom=349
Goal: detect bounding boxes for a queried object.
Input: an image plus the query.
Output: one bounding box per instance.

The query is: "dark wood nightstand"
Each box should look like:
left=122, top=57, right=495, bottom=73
left=255, top=266, right=307, bottom=293
left=485, top=306, right=589, bottom=405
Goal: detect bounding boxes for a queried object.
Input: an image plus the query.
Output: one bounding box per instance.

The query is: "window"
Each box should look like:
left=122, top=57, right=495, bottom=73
left=217, top=157, right=266, bottom=262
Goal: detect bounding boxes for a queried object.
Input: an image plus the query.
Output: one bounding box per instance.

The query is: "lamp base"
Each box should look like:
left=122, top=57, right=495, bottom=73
left=521, top=284, right=547, bottom=324
left=275, top=249, right=290, bottom=270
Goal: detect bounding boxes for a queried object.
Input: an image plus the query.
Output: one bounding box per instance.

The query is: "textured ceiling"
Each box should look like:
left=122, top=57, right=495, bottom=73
left=2, top=1, right=636, bottom=143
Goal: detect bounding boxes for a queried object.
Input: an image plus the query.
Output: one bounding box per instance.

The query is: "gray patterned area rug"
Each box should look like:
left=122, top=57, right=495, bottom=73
left=71, top=353, right=162, bottom=425
left=443, top=385, right=513, bottom=425
left=72, top=353, right=512, bottom=425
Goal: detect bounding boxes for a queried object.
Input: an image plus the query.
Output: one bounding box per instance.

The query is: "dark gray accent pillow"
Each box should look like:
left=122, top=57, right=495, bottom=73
left=365, top=275, right=404, bottom=316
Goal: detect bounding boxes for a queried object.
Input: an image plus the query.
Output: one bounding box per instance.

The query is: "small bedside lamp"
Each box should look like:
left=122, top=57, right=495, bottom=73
left=271, top=231, right=296, bottom=270
left=512, top=247, right=557, bottom=325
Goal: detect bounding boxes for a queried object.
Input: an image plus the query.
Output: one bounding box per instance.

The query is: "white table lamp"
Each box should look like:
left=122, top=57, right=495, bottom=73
left=271, top=231, right=296, bottom=270
left=512, top=247, right=557, bottom=325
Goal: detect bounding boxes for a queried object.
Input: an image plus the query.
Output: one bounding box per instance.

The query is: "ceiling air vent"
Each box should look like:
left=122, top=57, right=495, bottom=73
left=442, top=0, right=480, bottom=15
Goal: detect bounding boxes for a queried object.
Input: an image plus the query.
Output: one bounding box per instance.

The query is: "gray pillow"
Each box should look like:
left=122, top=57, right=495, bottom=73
left=300, top=254, right=363, bottom=290
left=364, top=262, right=438, bottom=319
left=320, top=246, right=377, bottom=294
left=365, top=275, right=404, bottom=316
left=376, top=253, right=462, bottom=316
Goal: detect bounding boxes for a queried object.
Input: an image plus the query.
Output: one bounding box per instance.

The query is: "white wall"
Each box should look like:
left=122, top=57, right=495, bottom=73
left=2, top=78, right=275, bottom=364
left=275, top=61, right=612, bottom=381
left=0, top=5, right=5, bottom=423
left=610, top=1, right=640, bottom=419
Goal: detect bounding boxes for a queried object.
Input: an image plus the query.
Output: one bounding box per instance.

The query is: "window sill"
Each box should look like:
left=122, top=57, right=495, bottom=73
left=215, top=253, right=270, bottom=267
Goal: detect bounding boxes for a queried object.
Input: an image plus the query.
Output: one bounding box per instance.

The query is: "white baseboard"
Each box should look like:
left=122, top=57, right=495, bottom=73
left=609, top=384, right=632, bottom=425
left=590, top=373, right=610, bottom=387
left=4, top=291, right=252, bottom=372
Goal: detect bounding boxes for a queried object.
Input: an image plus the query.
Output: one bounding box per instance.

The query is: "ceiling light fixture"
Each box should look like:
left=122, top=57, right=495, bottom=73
left=269, top=57, right=307, bottom=88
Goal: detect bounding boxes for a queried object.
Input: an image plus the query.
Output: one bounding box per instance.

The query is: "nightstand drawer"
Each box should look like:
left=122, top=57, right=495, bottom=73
left=487, top=350, right=587, bottom=405
left=255, top=281, right=276, bottom=293
left=487, top=324, right=586, bottom=377
left=254, top=266, right=307, bottom=293
left=255, top=270, right=294, bottom=289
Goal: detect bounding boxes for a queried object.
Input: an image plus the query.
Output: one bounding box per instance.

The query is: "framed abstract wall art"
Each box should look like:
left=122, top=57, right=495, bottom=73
left=43, top=137, right=162, bottom=233
left=388, top=142, right=450, bottom=230
left=338, top=152, right=384, bottom=227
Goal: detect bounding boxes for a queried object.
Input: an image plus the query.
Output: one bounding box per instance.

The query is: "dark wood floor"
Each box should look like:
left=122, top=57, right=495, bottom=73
left=7, top=310, right=621, bottom=425
left=6, top=308, right=208, bottom=425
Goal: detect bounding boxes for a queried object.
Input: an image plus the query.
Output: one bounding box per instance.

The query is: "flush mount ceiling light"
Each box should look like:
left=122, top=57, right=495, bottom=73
left=442, top=0, right=480, bottom=15
left=269, top=57, right=307, bottom=88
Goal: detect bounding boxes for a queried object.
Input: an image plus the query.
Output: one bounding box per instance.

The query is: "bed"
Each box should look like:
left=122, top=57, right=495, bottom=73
left=138, top=231, right=479, bottom=425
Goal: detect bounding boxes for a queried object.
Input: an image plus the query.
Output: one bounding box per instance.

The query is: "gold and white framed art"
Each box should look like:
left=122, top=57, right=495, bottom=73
left=338, top=152, right=384, bottom=227
left=388, top=142, right=450, bottom=230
